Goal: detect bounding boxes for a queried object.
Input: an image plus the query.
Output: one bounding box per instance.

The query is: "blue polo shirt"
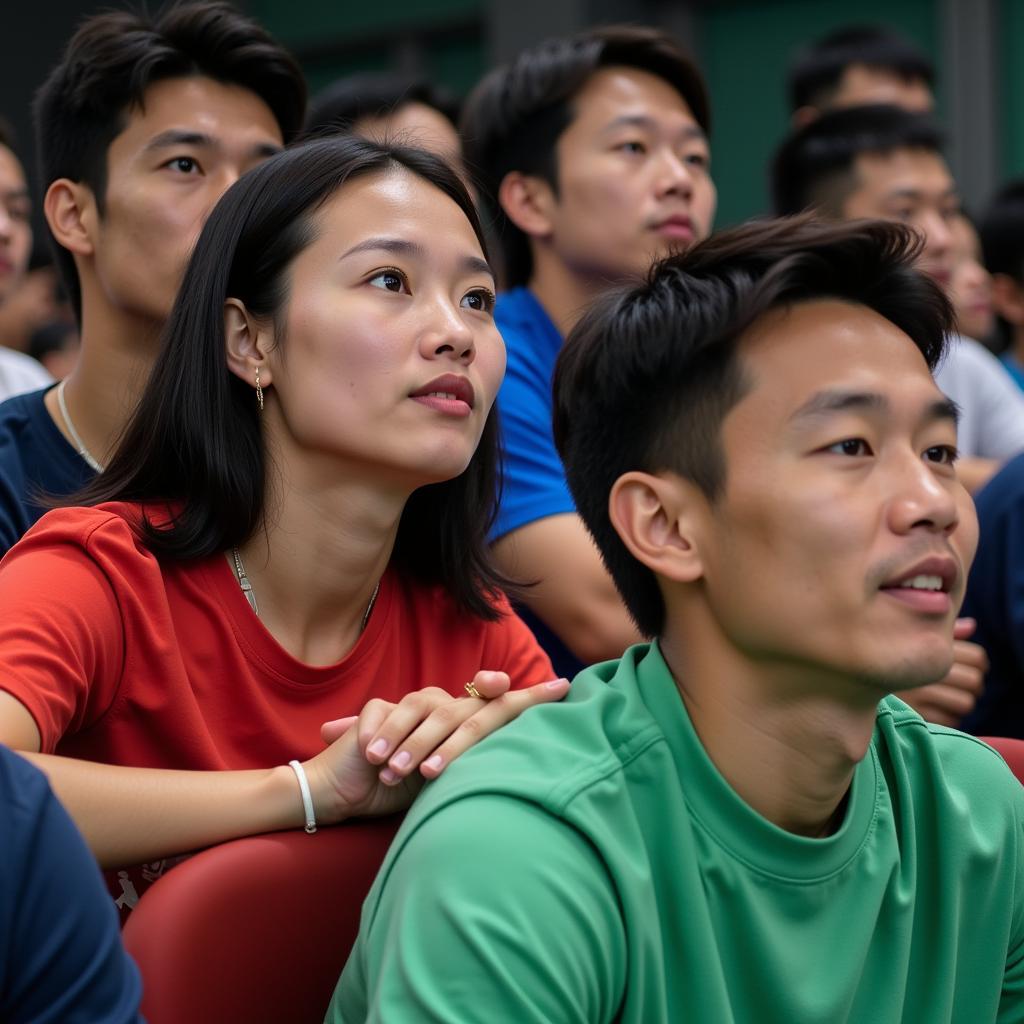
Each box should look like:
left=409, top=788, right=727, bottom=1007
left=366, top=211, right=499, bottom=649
left=0, top=387, right=95, bottom=557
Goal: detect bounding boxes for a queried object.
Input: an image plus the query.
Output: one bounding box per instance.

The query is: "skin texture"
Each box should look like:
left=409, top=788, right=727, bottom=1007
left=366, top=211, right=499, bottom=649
left=0, top=169, right=569, bottom=867
left=614, top=299, right=977, bottom=835
left=0, top=144, right=32, bottom=305
left=948, top=215, right=995, bottom=343
left=43, top=75, right=285, bottom=467
left=494, top=65, right=717, bottom=663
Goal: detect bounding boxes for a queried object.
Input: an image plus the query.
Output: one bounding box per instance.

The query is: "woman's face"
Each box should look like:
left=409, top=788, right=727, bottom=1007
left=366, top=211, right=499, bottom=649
left=253, top=168, right=505, bottom=489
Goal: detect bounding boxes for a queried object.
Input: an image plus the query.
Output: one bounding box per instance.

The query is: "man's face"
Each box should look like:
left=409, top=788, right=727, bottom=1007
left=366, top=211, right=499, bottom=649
left=0, top=144, right=31, bottom=304
left=830, top=64, right=934, bottom=113
left=694, top=299, right=976, bottom=695
left=841, top=149, right=958, bottom=287
left=540, top=65, right=716, bottom=283
left=86, top=75, right=283, bottom=325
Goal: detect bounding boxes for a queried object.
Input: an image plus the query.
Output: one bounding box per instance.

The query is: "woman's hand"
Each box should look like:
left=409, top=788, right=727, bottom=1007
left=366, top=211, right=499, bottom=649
left=308, top=671, right=570, bottom=822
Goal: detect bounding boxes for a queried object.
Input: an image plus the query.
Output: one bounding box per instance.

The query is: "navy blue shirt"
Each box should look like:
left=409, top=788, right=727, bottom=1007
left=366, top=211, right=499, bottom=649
left=0, top=387, right=95, bottom=556
left=0, top=745, right=142, bottom=1022
left=961, top=451, right=1024, bottom=736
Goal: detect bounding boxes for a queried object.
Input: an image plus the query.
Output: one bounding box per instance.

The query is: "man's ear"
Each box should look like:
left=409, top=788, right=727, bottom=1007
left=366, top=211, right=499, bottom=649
left=991, top=273, right=1024, bottom=327
left=224, top=298, right=272, bottom=388
left=609, top=471, right=706, bottom=584
left=43, top=179, right=96, bottom=257
left=497, top=171, right=557, bottom=241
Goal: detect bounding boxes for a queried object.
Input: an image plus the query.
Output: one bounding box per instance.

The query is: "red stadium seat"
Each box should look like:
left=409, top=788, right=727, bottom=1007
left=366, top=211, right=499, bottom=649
left=121, top=819, right=401, bottom=1024
left=979, top=736, right=1024, bottom=785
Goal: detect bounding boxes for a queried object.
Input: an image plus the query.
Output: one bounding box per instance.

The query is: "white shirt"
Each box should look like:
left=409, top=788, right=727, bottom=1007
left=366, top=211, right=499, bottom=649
left=934, top=335, right=1024, bottom=460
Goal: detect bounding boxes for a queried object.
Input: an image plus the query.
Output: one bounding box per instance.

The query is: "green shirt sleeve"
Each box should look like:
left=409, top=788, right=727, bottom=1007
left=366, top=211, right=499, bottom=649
left=327, top=795, right=627, bottom=1024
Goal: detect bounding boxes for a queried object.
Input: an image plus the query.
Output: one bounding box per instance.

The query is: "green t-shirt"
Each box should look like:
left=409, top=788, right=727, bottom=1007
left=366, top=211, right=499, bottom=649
left=328, top=643, right=1024, bottom=1023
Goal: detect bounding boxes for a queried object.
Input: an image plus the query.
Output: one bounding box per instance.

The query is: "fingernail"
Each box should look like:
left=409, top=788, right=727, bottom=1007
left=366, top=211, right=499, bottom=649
left=391, top=750, right=411, bottom=770
left=368, top=738, right=389, bottom=757
left=546, top=677, right=570, bottom=689
left=422, top=754, right=443, bottom=772
left=379, top=768, right=398, bottom=785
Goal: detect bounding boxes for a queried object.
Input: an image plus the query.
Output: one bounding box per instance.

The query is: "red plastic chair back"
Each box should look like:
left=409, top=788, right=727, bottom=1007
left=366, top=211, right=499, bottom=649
left=979, top=736, right=1024, bottom=785
left=121, top=819, right=401, bottom=1024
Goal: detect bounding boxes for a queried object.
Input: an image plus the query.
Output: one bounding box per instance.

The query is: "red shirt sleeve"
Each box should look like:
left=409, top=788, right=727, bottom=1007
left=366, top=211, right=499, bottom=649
left=0, top=510, right=129, bottom=751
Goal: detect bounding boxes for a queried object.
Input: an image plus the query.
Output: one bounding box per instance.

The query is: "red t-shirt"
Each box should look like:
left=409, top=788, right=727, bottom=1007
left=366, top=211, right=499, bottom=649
left=0, top=503, right=554, bottom=907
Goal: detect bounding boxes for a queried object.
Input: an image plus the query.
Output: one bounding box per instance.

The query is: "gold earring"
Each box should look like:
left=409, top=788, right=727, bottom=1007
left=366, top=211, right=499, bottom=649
left=255, top=367, right=264, bottom=412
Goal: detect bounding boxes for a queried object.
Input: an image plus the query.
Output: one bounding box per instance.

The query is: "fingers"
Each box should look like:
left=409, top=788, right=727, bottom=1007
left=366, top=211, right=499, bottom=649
left=952, top=616, right=976, bottom=641
left=952, top=638, right=989, bottom=678
left=899, top=681, right=978, bottom=726
left=416, top=677, right=570, bottom=781
left=320, top=716, right=358, bottom=745
left=469, top=670, right=511, bottom=700
left=357, top=688, right=456, bottom=784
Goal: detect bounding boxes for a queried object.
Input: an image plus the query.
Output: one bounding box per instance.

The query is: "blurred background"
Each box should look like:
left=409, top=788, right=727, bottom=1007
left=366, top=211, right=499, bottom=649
left=0, top=0, right=1013, bottom=226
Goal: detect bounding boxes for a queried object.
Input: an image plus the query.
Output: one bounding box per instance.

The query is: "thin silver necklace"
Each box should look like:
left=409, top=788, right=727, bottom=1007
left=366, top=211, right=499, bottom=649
left=56, top=379, right=104, bottom=472
left=230, top=547, right=380, bottom=632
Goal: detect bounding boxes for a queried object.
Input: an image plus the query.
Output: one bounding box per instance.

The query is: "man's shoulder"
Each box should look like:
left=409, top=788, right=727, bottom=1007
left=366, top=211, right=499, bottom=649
left=876, top=696, right=1023, bottom=816
left=0, top=350, right=52, bottom=403
left=973, top=451, right=1024, bottom=516
left=495, top=288, right=562, bottom=362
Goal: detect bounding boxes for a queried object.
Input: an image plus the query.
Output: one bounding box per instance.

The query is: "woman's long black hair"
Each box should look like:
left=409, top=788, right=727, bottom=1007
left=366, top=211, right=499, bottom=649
left=76, top=135, right=514, bottom=620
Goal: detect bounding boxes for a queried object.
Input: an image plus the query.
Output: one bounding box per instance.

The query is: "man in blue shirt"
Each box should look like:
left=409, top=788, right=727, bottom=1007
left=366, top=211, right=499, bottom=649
left=0, top=2, right=305, bottom=554
left=461, top=26, right=717, bottom=675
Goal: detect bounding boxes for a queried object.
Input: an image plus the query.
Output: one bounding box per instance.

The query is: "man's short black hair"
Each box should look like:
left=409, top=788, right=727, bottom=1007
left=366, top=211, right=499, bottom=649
left=978, top=180, right=1024, bottom=350
left=303, top=72, right=459, bottom=139
left=553, top=216, right=953, bottom=637
left=33, top=1, right=307, bottom=321
left=461, top=24, right=710, bottom=288
left=788, top=25, right=935, bottom=113
left=771, top=103, right=944, bottom=217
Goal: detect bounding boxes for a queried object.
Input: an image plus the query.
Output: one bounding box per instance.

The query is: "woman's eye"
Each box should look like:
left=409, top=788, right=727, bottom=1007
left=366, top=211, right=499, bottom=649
left=826, top=438, right=872, bottom=457
left=368, top=269, right=407, bottom=293
left=461, top=289, right=495, bottom=313
left=166, top=156, right=199, bottom=175
left=924, top=444, right=959, bottom=465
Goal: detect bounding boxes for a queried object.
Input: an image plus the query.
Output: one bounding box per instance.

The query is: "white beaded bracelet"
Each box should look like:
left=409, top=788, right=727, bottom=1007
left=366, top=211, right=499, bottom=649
left=288, top=759, right=317, bottom=834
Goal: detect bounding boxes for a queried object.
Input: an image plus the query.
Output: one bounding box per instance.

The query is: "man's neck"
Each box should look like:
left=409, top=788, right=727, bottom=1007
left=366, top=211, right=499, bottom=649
left=527, top=250, right=618, bottom=339
left=44, top=299, right=162, bottom=468
left=658, top=616, right=878, bottom=838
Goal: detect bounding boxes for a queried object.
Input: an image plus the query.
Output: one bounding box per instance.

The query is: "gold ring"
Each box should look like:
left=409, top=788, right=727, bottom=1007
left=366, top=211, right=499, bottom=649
left=464, top=680, right=483, bottom=699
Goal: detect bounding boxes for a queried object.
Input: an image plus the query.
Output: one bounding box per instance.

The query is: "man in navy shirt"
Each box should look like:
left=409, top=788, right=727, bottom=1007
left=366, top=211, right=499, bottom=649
left=0, top=2, right=305, bottom=554
left=0, top=744, right=142, bottom=1021
left=461, top=26, right=717, bottom=676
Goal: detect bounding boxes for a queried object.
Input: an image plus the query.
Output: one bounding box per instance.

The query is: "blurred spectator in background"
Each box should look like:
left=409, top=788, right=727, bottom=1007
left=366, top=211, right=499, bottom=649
left=0, top=124, right=53, bottom=402
left=0, top=258, right=64, bottom=355
left=461, top=25, right=714, bottom=677
left=773, top=104, right=1024, bottom=495
left=948, top=213, right=995, bottom=346
left=28, top=320, right=79, bottom=381
left=304, top=72, right=462, bottom=170
left=788, top=25, right=935, bottom=126
left=979, top=180, right=1024, bottom=390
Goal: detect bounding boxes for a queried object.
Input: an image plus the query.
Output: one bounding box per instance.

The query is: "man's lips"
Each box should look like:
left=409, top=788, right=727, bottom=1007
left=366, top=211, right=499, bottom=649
left=409, top=373, right=475, bottom=418
left=878, top=554, right=959, bottom=615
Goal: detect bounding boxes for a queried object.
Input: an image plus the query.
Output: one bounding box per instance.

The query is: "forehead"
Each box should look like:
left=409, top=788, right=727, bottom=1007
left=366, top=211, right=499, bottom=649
left=565, top=65, right=700, bottom=136
left=111, top=75, right=283, bottom=155
left=730, top=298, right=940, bottom=425
left=850, top=147, right=952, bottom=200
left=835, top=64, right=934, bottom=111
left=300, top=168, right=485, bottom=263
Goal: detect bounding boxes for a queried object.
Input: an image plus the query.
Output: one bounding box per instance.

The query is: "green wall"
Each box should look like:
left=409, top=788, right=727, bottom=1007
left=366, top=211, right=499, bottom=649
left=698, top=0, right=939, bottom=227
left=1001, top=0, right=1024, bottom=182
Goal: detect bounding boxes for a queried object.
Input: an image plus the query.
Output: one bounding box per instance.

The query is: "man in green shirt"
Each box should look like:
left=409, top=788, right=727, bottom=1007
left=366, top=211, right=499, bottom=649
left=328, top=218, right=1024, bottom=1023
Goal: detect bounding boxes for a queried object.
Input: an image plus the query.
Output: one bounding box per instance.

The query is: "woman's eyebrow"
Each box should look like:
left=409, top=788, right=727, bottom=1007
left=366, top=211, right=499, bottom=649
left=340, top=237, right=494, bottom=280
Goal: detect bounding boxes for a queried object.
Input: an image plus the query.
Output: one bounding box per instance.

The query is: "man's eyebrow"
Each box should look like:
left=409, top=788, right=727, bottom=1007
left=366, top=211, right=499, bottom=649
left=790, top=389, right=960, bottom=427
left=339, top=236, right=494, bottom=281
left=602, top=114, right=706, bottom=141
left=143, top=130, right=282, bottom=159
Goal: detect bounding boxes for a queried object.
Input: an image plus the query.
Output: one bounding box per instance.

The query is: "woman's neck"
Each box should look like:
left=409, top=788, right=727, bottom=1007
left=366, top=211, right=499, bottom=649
left=233, top=451, right=407, bottom=666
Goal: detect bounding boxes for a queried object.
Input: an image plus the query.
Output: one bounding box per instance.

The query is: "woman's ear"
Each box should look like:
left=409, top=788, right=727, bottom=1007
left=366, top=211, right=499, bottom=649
left=609, top=471, right=707, bottom=584
left=224, top=298, right=272, bottom=388
left=44, top=179, right=96, bottom=258
left=497, top=170, right=557, bottom=240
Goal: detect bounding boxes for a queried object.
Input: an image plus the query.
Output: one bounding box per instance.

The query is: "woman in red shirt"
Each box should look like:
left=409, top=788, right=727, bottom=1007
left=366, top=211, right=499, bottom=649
left=0, top=136, right=564, bottom=899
